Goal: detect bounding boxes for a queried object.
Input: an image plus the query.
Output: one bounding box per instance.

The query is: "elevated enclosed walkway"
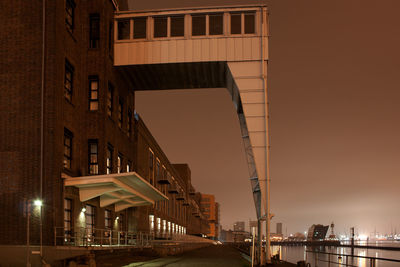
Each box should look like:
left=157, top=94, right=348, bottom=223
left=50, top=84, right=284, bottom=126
left=114, top=4, right=270, bottom=223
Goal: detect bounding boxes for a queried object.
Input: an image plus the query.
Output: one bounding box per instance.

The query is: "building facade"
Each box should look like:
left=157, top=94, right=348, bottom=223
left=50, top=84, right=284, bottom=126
left=200, top=194, right=220, bottom=240
left=0, top=0, right=209, bottom=255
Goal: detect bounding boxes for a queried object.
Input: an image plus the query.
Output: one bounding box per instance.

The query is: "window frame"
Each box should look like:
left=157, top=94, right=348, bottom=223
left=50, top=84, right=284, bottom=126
left=64, top=60, right=74, bottom=102
left=88, top=139, right=99, bottom=175
left=64, top=128, right=73, bottom=169
left=89, top=13, right=100, bottom=48
left=107, top=144, right=114, bottom=174
left=88, top=76, right=99, bottom=111
left=64, top=198, right=72, bottom=241
left=65, top=0, right=76, bottom=32
left=118, top=98, right=123, bottom=128
left=117, top=153, right=123, bottom=173
left=107, top=83, right=114, bottom=117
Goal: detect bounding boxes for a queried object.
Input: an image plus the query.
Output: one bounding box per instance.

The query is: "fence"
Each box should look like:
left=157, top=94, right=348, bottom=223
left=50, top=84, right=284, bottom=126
left=306, top=250, right=400, bottom=267
left=54, top=227, right=153, bottom=248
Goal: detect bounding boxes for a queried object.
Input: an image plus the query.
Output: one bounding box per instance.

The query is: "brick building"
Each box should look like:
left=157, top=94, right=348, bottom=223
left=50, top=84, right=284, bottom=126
left=0, top=0, right=209, bottom=263
left=200, top=194, right=220, bottom=240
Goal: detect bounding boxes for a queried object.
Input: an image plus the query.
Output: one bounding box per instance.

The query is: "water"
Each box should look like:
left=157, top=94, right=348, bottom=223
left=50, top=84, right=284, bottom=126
left=272, top=242, right=400, bottom=267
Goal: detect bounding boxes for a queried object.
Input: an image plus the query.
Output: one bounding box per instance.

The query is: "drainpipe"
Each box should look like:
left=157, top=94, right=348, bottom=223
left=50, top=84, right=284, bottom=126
left=260, top=5, right=271, bottom=265
left=40, top=0, right=46, bottom=259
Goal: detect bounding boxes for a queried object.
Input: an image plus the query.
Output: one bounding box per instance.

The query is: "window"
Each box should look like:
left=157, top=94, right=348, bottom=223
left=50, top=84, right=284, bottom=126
left=127, top=109, right=132, bottom=137
left=64, top=128, right=73, bottom=169
left=154, top=17, right=167, bottom=38
left=108, top=21, right=113, bottom=54
left=230, top=13, right=241, bottom=34
left=107, top=83, right=113, bottom=117
left=88, top=140, right=98, bottom=175
left=170, top=16, right=184, bottom=37
left=192, top=14, right=206, bottom=36
left=149, top=215, right=154, bottom=232
left=133, top=17, right=147, bottom=39
left=149, top=149, right=154, bottom=184
left=118, top=98, right=123, bottom=128
left=89, top=14, right=100, bottom=48
left=209, top=13, right=223, bottom=35
left=244, top=12, right=255, bottom=34
left=118, top=20, right=130, bottom=40
left=105, top=209, right=112, bottom=230
left=64, top=60, right=74, bottom=102
left=89, top=76, right=99, bottom=110
left=64, top=199, right=72, bottom=241
left=85, top=204, right=95, bottom=238
left=65, top=0, right=75, bottom=32
left=107, top=144, right=113, bottom=174
left=156, top=159, right=160, bottom=183
left=127, top=160, right=132, bottom=172
left=117, top=153, right=123, bottom=173
left=230, top=12, right=256, bottom=35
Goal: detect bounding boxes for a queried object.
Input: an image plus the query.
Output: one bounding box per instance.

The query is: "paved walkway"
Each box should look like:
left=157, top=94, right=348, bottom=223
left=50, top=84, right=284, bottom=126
left=122, top=245, right=250, bottom=267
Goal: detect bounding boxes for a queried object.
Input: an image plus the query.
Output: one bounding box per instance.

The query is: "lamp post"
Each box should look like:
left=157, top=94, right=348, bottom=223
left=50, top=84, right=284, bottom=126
left=26, top=199, right=43, bottom=267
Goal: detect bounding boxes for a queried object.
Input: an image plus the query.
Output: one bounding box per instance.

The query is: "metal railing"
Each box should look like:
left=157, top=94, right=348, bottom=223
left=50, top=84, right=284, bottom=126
left=306, top=250, right=400, bottom=267
left=54, top=227, right=153, bottom=248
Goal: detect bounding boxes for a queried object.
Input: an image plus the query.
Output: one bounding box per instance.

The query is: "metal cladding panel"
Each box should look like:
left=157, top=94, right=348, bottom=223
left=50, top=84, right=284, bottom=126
left=114, top=36, right=264, bottom=65
left=236, top=79, right=264, bottom=91
left=227, top=60, right=267, bottom=216
left=248, top=132, right=266, bottom=147
left=240, top=92, right=265, bottom=104
left=228, top=61, right=261, bottom=77
left=242, top=103, right=265, bottom=117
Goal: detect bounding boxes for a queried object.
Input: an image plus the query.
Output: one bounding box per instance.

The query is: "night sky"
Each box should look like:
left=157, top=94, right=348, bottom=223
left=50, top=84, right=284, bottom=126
left=128, top=0, right=400, bottom=236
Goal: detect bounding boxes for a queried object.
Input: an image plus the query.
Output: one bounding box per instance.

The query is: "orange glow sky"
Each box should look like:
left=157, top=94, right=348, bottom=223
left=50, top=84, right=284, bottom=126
left=130, top=0, right=400, bottom=236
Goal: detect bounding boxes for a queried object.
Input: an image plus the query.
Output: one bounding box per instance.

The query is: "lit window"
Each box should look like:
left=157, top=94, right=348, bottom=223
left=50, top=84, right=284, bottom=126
left=105, top=209, right=112, bottom=230
left=107, top=83, right=113, bottom=117
left=64, top=199, right=72, bottom=241
left=127, top=160, right=132, bottom=173
left=89, top=14, right=100, bottom=48
left=88, top=140, right=98, bottom=175
left=170, top=16, right=184, bottom=37
left=63, top=128, right=73, bottom=169
left=149, top=215, right=155, bottom=232
left=64, top=60, right=74, bottom=102
left=85, top=204, right=95, bottom=238
left=107, top=144, right=113, bottom=174
left=157, top=217, right=161, bottom=233
left=117, top=153, right=123, bottom=173
left=192, top=14, right=206, bottom=36
left=118, top=20, right=130, bottom=40
left=65, top=0, right=75, bottom=32
left=133, top=17, right=147, bottom=39
left=209, top=13, right=223, bottom=35
left=89, top=76, right=99, bottom=110
left=154, top=17, right=167, bottom=38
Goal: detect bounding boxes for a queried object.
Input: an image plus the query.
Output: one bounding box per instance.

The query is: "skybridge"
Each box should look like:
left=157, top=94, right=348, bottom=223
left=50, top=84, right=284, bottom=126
left=113, top=4, right=271, bottom=263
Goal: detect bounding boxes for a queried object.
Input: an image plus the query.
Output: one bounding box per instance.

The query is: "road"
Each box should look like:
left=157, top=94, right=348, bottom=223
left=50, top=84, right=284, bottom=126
left=122, top=245, right=250, bottom=267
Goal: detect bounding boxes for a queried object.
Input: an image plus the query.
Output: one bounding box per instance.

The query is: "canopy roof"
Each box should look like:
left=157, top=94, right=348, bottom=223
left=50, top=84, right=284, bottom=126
left=64, top=172, right=168, bottom=212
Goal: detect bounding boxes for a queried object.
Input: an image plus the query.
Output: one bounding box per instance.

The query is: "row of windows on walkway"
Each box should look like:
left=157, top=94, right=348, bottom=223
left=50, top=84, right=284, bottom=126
left=63, top=131, right=132, bottom=175
left=117, top=12, right=255, bottom=40
left=66, top=0, right=113, bottom=51
left=64, top=60, right=133, bottom=134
